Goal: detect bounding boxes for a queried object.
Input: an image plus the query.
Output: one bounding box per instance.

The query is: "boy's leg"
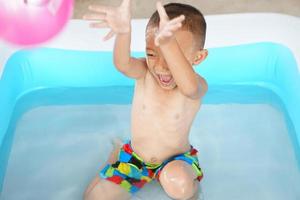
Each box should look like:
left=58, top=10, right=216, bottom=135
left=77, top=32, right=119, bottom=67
left=84, top=139, right=131, bottom=200
left=158, top=160, right=199, bottom=200
left=84, top=177, right=131, bottom=200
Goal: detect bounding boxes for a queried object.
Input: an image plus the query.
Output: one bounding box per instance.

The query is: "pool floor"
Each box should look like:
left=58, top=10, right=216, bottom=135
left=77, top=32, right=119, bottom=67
left=1, top=103, right=300, bottom=200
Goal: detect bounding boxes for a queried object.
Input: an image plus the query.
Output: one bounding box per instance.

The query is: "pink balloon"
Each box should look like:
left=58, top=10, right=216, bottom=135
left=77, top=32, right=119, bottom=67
left=0, top=0, right=74, bottom=46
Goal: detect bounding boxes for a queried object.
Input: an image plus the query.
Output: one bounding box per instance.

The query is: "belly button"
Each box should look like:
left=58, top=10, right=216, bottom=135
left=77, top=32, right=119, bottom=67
left=175, top=113, right=180, bottom=119
left=142, top=104, right=146, bottom=110
left=150, top=157, right=158, bottom=163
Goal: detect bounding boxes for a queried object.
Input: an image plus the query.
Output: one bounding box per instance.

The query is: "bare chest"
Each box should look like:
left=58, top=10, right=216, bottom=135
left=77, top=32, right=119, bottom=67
left=131, top=71, right=200, bottom=133
left=130, top=71, right=201, bottom=162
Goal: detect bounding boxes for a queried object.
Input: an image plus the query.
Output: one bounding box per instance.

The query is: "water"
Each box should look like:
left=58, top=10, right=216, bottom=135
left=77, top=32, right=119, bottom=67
left=1, top=103, right=300, bottom=200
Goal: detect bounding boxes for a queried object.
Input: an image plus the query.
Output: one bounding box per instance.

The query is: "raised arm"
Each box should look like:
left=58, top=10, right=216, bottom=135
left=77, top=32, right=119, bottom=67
left=154, top=1, right=208, bottom=99
left=83, top=0, right=147, bottom=80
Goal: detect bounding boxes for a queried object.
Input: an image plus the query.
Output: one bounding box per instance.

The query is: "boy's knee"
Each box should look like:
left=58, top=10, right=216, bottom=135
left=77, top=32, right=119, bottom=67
left=159, top=160, right=198, bottom=199
left=162, top=177, right=197, bottom=199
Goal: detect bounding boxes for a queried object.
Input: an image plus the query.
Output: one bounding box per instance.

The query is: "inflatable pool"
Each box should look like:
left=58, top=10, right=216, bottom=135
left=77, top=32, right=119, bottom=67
left=0, top=13, right=300, bottom=199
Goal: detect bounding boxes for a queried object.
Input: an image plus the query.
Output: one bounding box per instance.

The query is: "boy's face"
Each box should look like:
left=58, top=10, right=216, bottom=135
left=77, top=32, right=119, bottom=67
left=145, top=26, right=205, bottom=90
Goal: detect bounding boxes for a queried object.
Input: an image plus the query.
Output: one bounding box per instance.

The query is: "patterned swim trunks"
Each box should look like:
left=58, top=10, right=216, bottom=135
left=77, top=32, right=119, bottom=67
left=99, top=141, right=203, bottom=194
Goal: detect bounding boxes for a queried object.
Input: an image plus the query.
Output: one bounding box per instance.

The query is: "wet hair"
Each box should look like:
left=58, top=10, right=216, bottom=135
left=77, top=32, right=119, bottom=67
left=147, top=3, right=207, bottom=49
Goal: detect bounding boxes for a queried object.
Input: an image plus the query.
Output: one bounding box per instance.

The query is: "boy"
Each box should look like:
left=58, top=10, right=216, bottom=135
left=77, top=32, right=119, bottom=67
left=83, top=0, right=208, bottom=199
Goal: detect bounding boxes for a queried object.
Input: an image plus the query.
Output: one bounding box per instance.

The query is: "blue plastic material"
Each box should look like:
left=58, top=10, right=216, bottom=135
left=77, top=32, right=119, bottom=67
left=0, top=42, right=299, bottom=192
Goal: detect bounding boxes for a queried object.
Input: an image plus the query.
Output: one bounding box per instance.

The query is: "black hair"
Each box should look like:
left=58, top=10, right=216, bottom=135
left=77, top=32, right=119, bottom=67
left=147, top=3, right=206, bottom=49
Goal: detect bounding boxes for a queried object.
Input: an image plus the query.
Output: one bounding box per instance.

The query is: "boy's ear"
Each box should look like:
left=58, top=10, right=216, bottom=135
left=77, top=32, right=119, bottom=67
left=193, top=49, right=208, bottom=65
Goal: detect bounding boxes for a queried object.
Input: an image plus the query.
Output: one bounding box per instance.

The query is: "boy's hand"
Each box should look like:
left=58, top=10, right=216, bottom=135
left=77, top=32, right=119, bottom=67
left=83, top=0, right=131, bottom=41
left=155, top=1, right=185, bottom=46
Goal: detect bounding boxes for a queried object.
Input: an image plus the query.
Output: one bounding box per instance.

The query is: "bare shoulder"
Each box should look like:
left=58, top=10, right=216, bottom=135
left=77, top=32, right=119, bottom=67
left=196, top=73, right=208, bottom=98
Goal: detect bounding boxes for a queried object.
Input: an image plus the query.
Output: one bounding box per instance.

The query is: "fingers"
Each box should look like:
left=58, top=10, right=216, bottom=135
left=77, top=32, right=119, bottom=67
left=169, top=15, right=185, bottom=25
left=83, top=5, right=108, bottom=22
left=103, top=30, right=115, bottom=41
left=155, top=31, right=174, bottom=46
left=83, top=13, right=106, bottom=21
left=121, top=0, right=131, bottom=8
left=154, top=18, right=183, bottom=46
left=89, top=21, right=109, bottom=28
left=88, top=5, right=109, bottom=13
left=159, top=18, right=183, bottom=34
left=166, top=23, right=182, bottom=32
left=156, top=1, right=169, bottom=21
left=163, top=31, right=173, bottom=37
left=89, top=22, right=115, bottom=41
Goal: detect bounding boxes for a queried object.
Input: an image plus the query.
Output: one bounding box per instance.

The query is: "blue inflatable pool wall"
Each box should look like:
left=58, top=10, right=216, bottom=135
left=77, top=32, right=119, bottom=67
left=0, top=42, right=300, bottom=192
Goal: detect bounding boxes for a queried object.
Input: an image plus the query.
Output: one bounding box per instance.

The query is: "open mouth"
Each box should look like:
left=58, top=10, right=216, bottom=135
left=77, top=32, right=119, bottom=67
left=157, top=74, right=173, bottom=86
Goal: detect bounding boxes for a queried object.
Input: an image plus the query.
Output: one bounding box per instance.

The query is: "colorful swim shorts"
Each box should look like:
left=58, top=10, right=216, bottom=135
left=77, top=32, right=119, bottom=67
left=99, top=141, right=203, bottom=194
